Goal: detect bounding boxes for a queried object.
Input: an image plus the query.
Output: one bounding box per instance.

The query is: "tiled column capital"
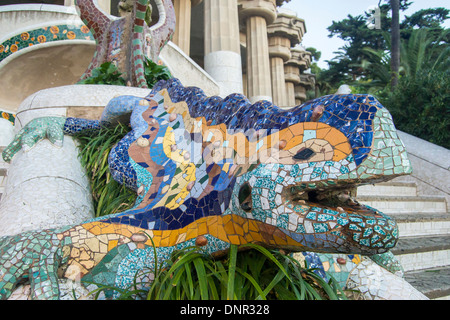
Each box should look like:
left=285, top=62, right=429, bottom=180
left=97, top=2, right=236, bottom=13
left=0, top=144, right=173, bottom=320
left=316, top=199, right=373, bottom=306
left=295, top=73, right=315, bottom=104
left=285, top=48, right=312, bottom=84
left=294, top=48, right=312, bottom=72
left=267, top=12, right=305, bottom=47
left=238, top=0, right=277, bottom=25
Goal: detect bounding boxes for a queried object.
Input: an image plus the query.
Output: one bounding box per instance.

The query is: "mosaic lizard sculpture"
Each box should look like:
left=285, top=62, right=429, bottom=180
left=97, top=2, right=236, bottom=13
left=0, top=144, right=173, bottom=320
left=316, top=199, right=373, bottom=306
left=0, top=77, right=415, bottom=300
left=76, top=0, right=175, bottom=87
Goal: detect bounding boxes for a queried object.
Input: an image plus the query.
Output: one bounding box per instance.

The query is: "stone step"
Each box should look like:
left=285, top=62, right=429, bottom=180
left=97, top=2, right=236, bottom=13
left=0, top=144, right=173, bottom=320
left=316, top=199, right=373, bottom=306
left=394, top=212, right=450, bottom=238
left=391, top=235, right=450, bottom=272
left=358, top=195, right=447, bottom=214
left=357, top=182, right=417, bottom=197
left=403, top=266, right=450, bottom=300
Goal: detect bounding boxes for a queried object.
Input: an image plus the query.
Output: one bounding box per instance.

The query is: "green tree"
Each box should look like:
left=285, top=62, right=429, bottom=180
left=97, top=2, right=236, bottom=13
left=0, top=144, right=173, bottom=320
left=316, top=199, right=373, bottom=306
left=361, top=28, right=450, bottom=149
left=324, top=1, right=448, bottom=86
left=379, top=70, right=450, bottom=149
left=322, top=1, right=449, bottom=148
left=359, top=28, right=450, bottom=88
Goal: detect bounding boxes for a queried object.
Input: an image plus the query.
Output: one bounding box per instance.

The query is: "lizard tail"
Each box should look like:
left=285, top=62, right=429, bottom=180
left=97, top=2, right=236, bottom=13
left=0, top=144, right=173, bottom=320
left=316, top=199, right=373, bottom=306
left=131, top=0, right=176, bottom=88
left=132, top=0, right=152, bottom=88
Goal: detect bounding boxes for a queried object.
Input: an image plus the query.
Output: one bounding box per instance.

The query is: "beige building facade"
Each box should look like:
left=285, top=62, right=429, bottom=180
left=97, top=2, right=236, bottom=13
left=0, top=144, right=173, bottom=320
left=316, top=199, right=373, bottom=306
left=1, top=0, right=315, bottom=108
left=172, top=0, right=315, bottom=107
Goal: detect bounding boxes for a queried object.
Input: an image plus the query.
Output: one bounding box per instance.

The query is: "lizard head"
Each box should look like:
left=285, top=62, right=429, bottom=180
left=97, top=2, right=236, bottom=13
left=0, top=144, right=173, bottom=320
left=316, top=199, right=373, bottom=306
left=227, top=104, right=411, bottom=255
left=106, top=78, right=411, bottom=256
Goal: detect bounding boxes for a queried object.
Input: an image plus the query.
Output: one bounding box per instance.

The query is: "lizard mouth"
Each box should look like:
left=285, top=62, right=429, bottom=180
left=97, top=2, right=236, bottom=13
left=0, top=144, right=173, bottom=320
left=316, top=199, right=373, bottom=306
left=287, top=186, right=370, bottom=214
left=239, top=181, right=379, bottom=217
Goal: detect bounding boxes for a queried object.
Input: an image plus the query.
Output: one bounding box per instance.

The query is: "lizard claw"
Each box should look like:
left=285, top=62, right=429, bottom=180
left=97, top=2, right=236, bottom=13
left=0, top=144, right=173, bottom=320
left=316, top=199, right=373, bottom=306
left=2, top=117, right=66, bottom=163
left=370, top=251, right=404, bottom=277
left=0, top=230, right=64, bottom=300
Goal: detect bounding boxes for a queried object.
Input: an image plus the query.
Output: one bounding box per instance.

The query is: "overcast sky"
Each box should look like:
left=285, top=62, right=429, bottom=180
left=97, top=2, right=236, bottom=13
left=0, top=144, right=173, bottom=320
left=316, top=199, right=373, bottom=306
left=280, top=0, right=450, bottom=69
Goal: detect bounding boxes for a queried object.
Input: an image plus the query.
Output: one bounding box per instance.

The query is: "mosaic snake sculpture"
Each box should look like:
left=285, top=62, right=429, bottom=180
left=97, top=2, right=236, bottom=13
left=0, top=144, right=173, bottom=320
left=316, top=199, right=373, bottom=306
left=76, top=0, right=175, bottom=87
left=0, top=77, right=422, bottom=300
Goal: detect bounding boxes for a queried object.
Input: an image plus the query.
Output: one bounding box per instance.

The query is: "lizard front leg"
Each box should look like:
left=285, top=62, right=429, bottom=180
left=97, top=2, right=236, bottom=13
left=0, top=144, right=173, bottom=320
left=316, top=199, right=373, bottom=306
left=0, top=230, right=68, bottom=300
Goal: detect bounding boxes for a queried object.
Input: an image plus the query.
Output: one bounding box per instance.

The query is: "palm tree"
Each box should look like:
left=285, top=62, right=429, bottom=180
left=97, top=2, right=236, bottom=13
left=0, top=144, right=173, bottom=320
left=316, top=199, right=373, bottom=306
left=390, top=0, right=401, bottom=89
left=357, top=28, right=449, bottom=89
left=400, top=28, right=450, bottom=78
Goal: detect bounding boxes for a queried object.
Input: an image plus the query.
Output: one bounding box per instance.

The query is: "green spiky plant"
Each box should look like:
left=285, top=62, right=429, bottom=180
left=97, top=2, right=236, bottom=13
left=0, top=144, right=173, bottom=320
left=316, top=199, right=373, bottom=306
left=75, top=123, right=137, bottom=217
left=78, top=62, right=127, bottom=86
left=77, top=59, right=171, bottom=88
left=87, top=243, right=348, bottom=301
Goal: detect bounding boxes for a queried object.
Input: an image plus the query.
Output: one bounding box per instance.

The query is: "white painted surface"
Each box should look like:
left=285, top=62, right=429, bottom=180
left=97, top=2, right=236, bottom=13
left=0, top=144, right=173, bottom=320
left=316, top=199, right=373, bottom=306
left=0, top=85, right=150, bottom=237
left=0, top=118, right=14, bottom=146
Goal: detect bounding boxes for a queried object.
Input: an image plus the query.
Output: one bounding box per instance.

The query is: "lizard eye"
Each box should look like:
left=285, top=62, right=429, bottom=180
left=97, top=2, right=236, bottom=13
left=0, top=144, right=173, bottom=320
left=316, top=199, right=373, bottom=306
left=293, top=148, right=316, bottom=161
left=238, top=183, right=252, bottom=212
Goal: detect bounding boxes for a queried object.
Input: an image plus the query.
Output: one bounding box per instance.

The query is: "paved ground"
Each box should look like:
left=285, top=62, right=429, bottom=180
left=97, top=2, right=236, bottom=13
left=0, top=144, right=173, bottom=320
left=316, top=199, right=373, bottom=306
left=391, top=235, right=450, bottom=299
left=392, top=235, right=450, bottom=254
left=404, top=266, right=450, bottom=299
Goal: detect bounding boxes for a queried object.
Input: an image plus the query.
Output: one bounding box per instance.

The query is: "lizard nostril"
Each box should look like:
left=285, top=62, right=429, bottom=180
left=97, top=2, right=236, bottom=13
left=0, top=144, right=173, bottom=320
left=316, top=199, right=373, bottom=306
left=293, top=148, right=316, bottom=161
left=238, top=183, right=252, bottom=212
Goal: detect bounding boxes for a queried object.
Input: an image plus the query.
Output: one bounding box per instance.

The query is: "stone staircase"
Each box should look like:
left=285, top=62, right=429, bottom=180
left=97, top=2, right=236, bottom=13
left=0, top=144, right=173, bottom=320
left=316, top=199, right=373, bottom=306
left=358, top=181, right=450, bottom=300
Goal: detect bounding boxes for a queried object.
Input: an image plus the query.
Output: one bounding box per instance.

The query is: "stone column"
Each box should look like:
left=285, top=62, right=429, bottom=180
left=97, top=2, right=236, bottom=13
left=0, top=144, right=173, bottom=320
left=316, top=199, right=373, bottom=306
left=172, top=0, right=202, bottom=54
left=64, top=0, right=75, bottom=6
left=293, top=49, right=312, bottom=104
left=204, top=0, right=243, bottom=97
left=284, top=48, right=311, bottom=108
left=294, top=83, right=307, bottom=105
left=268, top=37, right=290, bottom=107
left=284, top=59, right=300, bottom=108
left=267, top=11, right=304, bottom=108
left=98, top=0, right=111, bottom=14
left=238, top=0, right=277, bottom=104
